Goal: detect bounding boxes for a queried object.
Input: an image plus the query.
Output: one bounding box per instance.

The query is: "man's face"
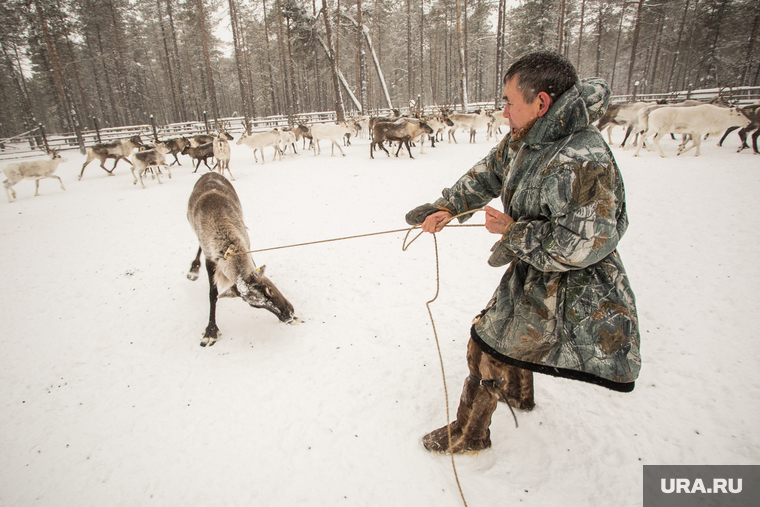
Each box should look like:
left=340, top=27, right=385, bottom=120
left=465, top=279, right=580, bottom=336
left=502, top=76, right=544, bottom=131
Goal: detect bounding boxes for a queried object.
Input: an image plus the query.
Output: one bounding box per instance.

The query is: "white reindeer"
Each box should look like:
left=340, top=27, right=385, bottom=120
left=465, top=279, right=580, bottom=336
left=3, top=150, right=68, bottom=203
left=309, top=122, right=357, bottom=156
left=448, top=110, right=491, bottom=143
left=236, top=130, right=283, bottom=164
left=212, top=131, right=234, bottom=180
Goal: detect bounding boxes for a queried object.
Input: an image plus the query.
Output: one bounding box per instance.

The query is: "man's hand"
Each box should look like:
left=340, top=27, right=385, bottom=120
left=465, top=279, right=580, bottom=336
left=421, top=210, right=454, bottom=233
left=484, top=205, right=514, bottom=235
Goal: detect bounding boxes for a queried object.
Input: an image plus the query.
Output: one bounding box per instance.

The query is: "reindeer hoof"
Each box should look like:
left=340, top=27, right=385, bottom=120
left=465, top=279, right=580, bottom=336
left=200, top=334, right=219, bottom=347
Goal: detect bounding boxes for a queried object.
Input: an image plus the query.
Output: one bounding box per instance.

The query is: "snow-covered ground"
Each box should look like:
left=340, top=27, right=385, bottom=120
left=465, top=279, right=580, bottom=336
left=1, top=128, right=759, bottom=506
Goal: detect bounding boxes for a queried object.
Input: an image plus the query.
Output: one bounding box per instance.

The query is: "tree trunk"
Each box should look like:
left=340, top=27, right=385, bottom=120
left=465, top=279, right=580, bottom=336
left=595, top=2, right=604, bottom=77
left=609, top=1, right=629, bottom=94
left=65, top=38, right=91, bottom=124
left=494, top=0, right=505, bottom=107
left=95, top=25, right=120, bottom=125
left=322, top=0, right=346, bottom=121
left=33, top=0, right=74, bottom=132
left=407, top=0, right=412, bottom=100
left=557, top=0, right=566, bottom=54
left=287, top=16, right=300, bottom=117
left=316, top=35, right=362, bottom=111
left=166, top=0, right=188, bottom=120
left=740, top=0, right=760, bottom=85
left=276, top=0, right=293, bottom=119
left=342, top=11, right=393, bottom=109
left=229, top=0, right=252, bottom=126
left=356, top=0, right=368, bottom=112
left=1, top=41, right=35, bottom=129
left=419, top=0, right=424, bottom=106
left=433, top=16, right=439, bottom=104
left=667, top=0, right=691, bottom=91
left=157, top=0, right=178, bottom=121
left=262, top=0, right=280, bottom=115
left=576, top=0, right=586, bottom=75
left=197, top=0, right=220, bottom=123
left=463, top=0, right=468, bottom=102
left=625, top=0, right=645, bottom=95
left=455, top=0, right=468, bottom=111
left=646, top=6, right=665, bottom=93
left=107, top=0, right=133, bottom=125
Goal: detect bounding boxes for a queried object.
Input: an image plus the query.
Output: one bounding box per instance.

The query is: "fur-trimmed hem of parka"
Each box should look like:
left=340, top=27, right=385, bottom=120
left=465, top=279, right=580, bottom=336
left=471, top=328, right=635, bottom=393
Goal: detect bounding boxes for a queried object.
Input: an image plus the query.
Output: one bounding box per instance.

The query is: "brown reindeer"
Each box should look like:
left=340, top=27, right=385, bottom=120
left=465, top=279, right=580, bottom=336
left=79, top=135, right=143, bottom=180
left=186, top=172, right=296, bottom=347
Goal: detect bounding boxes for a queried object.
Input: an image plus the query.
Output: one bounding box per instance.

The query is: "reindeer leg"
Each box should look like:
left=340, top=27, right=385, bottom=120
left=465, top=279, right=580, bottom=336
left=79, top=159, right=93, bottom=180
left=201, top=258, right=220, bottom=347
left=52, top=175, right=65, bottom=192
left=34, top=179, right=41, bottom=196
left=404, top=139, right=414, bottom=159
left=187, top=247, right=202, bottom=280
left=100, top=158, right=114, bottom=175
left=719, top=126, right=739, bottom=147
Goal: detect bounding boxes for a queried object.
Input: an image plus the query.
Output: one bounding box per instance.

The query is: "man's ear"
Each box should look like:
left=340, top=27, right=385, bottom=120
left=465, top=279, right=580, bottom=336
left=536, top=91, right=552, bottom=117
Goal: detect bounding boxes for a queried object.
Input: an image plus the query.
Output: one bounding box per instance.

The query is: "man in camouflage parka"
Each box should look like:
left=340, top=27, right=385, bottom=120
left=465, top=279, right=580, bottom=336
left=406, top=51, right=640, bottom=454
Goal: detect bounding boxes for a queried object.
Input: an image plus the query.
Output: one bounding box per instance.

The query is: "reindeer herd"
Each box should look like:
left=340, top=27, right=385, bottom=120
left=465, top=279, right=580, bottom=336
left=4, top=91, right=760, bottom=204
left=596, top=89, right=760, bottom=157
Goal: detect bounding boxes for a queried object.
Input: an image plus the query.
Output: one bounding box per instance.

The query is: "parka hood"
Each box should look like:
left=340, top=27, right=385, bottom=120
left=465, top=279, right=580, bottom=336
left=522, top=77, right=611, bottom=147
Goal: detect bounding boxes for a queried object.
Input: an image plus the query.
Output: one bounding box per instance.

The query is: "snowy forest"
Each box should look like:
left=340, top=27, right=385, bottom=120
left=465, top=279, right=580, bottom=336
left=1, top=0, right=759, bottom=136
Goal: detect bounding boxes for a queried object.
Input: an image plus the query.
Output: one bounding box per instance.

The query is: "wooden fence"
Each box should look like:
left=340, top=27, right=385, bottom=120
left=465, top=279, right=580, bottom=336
left=2, top=85, right=759, bottom=162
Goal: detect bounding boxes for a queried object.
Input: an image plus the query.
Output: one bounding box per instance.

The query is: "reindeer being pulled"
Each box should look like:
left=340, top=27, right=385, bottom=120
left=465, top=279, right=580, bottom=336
left=187, top=172, right=296, bottom=347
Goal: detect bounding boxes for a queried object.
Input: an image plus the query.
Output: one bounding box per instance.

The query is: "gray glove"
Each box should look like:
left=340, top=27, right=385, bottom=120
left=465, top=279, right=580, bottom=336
left=405, top=203, right=440, bottom=226
left=488, top=240, right=517, bottom=267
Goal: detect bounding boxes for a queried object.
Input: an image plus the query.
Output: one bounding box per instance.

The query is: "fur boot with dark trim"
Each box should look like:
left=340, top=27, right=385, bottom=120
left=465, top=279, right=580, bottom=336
left=422, top=375, right=500, bottom=454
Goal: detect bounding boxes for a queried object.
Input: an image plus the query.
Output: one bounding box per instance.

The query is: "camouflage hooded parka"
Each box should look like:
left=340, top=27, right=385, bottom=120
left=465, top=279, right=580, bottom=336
left=433, top=78, right=640, bottom=391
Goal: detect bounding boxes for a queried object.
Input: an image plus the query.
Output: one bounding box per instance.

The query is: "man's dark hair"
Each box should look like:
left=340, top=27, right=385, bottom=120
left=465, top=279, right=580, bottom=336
left=503, top=51, right=578, bottom=103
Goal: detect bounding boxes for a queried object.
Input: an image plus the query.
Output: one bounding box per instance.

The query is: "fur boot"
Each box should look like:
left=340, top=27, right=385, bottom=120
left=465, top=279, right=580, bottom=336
left=499, top=365, right=535, bottom=411
left=422, top=376, right=500, bottom=454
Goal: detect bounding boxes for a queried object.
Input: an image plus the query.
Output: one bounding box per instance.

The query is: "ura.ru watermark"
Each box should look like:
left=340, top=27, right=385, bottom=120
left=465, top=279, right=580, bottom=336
left=660, top=477, right=742, bottom=494
left=644, top=465, right=758, bottom=506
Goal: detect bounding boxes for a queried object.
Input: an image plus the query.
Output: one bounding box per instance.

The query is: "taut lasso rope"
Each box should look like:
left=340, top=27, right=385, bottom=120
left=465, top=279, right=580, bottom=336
left=226, top=208, right=487, bottom=507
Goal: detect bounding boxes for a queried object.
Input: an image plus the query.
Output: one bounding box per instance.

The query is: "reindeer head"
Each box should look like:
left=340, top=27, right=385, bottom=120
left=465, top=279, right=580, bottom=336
left=155, top=141, right=170, bottom=155
left=219, top=266, right=295, bottom=324
left=217, top=121, right=234, bottom=141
